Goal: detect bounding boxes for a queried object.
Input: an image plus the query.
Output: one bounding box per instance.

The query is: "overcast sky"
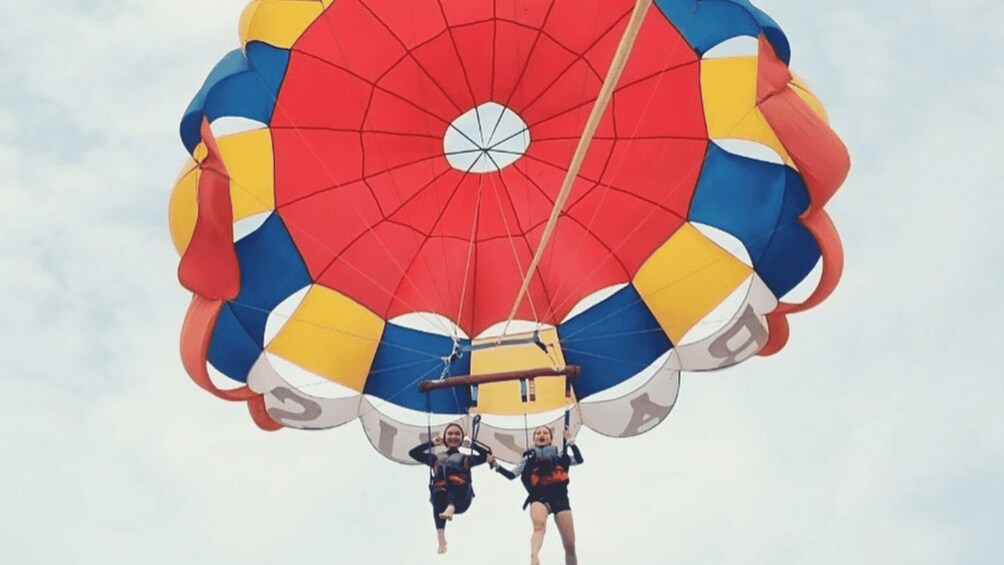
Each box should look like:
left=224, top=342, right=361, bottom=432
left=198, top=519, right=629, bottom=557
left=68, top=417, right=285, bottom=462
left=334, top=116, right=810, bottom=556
left=1, top=1, right=1001, bottom=564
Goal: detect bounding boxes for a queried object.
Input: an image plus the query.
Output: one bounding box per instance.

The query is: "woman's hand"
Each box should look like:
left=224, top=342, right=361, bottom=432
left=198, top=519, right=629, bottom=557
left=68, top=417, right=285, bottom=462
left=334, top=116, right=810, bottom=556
left=563, top=428, right=575, bottom=443
left=487, top=454, right=497, bottom=469
left=432, top=435, right=444, bottom=446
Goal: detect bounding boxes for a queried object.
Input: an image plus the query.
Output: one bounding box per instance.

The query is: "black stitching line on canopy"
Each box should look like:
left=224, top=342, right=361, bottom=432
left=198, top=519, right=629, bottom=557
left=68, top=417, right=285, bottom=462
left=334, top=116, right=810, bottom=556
left=272, top=130, right=712, bottom=232
left=539, top=115, right=621, bottom=281
left=546, top=153, right=715, bottom=317
left=317, top=2, right=500, bottom=334
left=501, top=152, right=634, bottom=299
left=270, top=125, right=441, bottom=138
left=432, top=1, right=484, bottom=138
left=357, top=11, right=481, bottom=342
left=283, top=170, right=449, bottom=280
left=490, top=1, right=498, bottom=116
left=384, top=155, right=487, bottom=312
left=509, top=150, right=695, bottom=225
left=344, top=4, right=639, bottom=339
left=277, top=18, right=460, bottom=337
left=375, top=3, right=477, bottom=341
left=522, top=61, right=702, bottom=139
left=285, top=22, right=459, bottom=325
left=356, top=80, right=459, bottom=316
left=284, top=47, right=477, bottom=160
left=223, top=9, right=477, bottom=389
left=212, top=162, right=456, bottom=332
left=545, top=31, right=700, bottom=305
left=552, top=213, right=632, bottom=279
left=394, top=2, right=618, bottom=336
left=526, top=134, right=708, bottom=143
left=314, top=159, right=476, bottom=291
left=372, top=165, right=455, bottom=223
left=511, top=17, right=632, bottom=128
left=478, top=0, right=558, bottom=153
left=312, top=2, right=463, bottom=114
left=276, top=152, right=445, bottom=210
left=481, top=2, right=630, bottom=151
left=221, top=6, right=546, bottom=351
left=510, top=161, right=557, bottom=212
left=378, top=218, right=593, bottom=246
left=210, top=136, right=466, bottom=388
left=288, top=49, right=453, bottom=128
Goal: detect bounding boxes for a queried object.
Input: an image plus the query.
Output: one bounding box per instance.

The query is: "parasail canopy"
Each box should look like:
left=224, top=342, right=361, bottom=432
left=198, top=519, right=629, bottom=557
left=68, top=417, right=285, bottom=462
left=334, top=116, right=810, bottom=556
left=169, top=0, right=849, bottom=463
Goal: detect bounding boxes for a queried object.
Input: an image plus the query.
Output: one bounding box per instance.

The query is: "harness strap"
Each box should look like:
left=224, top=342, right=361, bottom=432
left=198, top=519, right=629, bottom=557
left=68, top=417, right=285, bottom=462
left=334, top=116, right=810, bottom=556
left=562, top=378, right=573, bottom=452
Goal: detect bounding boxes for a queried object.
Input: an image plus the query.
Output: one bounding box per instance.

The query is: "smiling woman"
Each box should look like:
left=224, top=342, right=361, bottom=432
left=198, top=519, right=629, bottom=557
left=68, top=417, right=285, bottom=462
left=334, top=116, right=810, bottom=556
left=168, top=0, right=849, bottom=468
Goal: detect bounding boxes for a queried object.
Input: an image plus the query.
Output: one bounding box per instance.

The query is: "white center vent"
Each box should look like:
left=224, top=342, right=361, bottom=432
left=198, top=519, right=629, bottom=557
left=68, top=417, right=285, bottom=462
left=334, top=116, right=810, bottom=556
left=444, top=102, right=531, bottom=173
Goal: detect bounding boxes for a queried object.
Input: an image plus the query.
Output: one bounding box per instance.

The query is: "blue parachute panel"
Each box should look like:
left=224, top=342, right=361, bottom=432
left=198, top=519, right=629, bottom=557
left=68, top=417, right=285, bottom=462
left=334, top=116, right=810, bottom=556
left=208, top=304, right=262, bottom=383
left=559, top=286, right=672, bottom=400
left=655, top=0, right=790, bottom=63
left=180, top=49, right=249, bottom=153
left=181, top=42, right=289, bottom=153
left=756, top=167, right=817, bottom=297
left=230, top=214, right=311, bottom=345
left=688, top=144, right=788, bottom=264
left=756, top=219, right=821, bottom=298
left=366, top=325, right=472, bottom=415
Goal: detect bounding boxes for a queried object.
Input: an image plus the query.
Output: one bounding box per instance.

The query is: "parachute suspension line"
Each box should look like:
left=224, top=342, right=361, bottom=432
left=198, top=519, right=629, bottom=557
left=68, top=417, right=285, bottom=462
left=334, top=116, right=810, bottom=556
left=483, top=160, right=544, bottom=333
left=452, top=177, right=483, bottom=347
left=505, top=0, right=655, bottom=332
left=538, top=5, right=617, bottom=307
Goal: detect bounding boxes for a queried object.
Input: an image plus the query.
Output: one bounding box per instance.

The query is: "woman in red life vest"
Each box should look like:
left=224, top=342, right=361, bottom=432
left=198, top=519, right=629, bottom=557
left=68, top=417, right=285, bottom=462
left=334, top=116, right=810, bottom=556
left=488, top=426, right=584, bottom=565
left=409, top=423, right=489, bottom=554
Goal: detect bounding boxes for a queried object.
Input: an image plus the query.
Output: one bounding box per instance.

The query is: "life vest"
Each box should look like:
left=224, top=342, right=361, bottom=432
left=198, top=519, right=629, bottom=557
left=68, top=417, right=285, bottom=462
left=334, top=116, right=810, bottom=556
left=431, top=450, right=472, bottom=489
left=526, top=446, right=569, bottom=488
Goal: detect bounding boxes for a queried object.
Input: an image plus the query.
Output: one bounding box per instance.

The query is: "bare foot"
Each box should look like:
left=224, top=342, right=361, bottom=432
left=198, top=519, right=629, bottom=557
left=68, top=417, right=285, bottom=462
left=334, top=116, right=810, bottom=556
left=438, top=504, right=455, bottom=521
left=530, top=556, right=540, bottom=565
left=437, top=541, right=448, bottom=554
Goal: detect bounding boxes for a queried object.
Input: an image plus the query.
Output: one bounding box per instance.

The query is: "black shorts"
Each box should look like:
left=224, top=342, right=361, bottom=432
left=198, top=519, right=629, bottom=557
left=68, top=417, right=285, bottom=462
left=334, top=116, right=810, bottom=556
left=525, top=486, right=571, bottom=514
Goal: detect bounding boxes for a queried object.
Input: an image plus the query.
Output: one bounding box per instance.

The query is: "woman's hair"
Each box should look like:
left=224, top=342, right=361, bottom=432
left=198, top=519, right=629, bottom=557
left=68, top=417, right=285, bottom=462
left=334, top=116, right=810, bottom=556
left=443, top=422, right=465, bottom=437
left=533, top=426, right=553, bottom=441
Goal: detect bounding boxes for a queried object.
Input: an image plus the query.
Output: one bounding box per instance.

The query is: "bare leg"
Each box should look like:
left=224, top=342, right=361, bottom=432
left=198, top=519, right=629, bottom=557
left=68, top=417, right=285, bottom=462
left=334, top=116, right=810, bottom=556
left=437, top=529, right=447, bottom=554
left=553, top=510, right=577, bottom=565
left=529, top=502, right=548, bottom=565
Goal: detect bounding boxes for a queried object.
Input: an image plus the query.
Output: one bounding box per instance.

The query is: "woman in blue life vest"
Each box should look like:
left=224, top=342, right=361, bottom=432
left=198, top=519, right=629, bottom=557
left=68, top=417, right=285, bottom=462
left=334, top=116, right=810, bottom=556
left=488, top=426, right=584, bottom=565
left=409, top=422, right=489, bottom=554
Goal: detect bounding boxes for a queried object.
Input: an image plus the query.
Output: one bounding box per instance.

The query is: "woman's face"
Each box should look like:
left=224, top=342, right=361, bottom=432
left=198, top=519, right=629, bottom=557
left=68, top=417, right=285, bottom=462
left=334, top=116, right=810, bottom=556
left=533, top=427, right=553, bottom=447
left=444, top=425, right=464, bottom=448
